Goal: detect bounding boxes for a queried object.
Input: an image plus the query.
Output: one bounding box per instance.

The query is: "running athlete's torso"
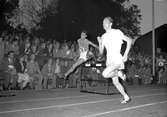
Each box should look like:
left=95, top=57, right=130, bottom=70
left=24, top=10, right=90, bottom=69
left=78, top=38, right=89, bottom=52
left=77, top=38, right=90, bottom=60
left=101, top=29, right=124, bottom=65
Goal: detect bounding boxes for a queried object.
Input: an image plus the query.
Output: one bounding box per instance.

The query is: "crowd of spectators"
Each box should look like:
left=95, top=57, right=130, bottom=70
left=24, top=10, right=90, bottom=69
left=0, top=32, right=166, bottom=91
left=126, top=50, right=167, bottom=85
left=0, top=32, right=81, bottom=90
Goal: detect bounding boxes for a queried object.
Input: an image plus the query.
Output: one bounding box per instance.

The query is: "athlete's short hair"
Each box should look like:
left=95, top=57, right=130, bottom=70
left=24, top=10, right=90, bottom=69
left=104, top=16, right=113, bottom=23
left=81, top=30, right=87, bottom=34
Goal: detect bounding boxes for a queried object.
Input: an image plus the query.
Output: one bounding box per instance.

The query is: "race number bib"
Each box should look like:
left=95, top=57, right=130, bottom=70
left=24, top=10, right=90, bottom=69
left=158, top=62, right=164, bottom=67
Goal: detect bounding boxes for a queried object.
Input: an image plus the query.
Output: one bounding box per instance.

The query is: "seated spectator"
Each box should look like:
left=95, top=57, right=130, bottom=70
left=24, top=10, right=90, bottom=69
left=26, top=54, right=43, bottom=90
left=46, top=43, right=53, bottom=57
left=15, top=55, right=30, bottom=89
left=41, top=57, right=56, bottom=89
left=33, top=37, right=40, bottom=47
left=9, top=40, right=20, bottom=56
left=30, top=45, right=38, bottom=55
left=23, top=41, right=31, bottom=55
left=53, top=41, right=61, bottom=58
left=38, top=42, right=47, bottom=56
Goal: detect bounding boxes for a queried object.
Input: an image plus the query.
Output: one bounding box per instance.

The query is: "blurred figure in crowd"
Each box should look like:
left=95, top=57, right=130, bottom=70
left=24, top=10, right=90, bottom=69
left=42, top=57, right=56, bottom=89
left=26, top=54, right=43, bottom=90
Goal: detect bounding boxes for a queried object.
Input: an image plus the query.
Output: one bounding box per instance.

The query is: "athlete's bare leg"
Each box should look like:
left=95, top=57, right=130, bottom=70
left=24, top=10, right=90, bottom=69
left=102, top=65, right=126, bottom=80
left=112, top=76, right=130, bottom=103
left=102, top=65, right=130, bottom=103
left=65, top=58, right=85, bottom=78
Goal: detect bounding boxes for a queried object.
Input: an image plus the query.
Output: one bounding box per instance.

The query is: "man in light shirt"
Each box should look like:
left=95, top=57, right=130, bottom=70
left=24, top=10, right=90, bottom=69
left=97, top=17, right=132, bottom=103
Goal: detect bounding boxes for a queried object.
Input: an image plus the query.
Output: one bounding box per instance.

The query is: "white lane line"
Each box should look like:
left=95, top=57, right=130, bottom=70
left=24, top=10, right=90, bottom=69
left=0, top=88, right=164, bottom=104
left=82, top=100, right=167, bottom=117
left=0, top=94, right=95, bottom=104
left=0, top=93, right=166, bottom=114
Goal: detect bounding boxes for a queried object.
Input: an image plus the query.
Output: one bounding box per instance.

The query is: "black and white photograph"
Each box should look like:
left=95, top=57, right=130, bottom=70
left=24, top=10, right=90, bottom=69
left=0, top=0, right=167, bottom=117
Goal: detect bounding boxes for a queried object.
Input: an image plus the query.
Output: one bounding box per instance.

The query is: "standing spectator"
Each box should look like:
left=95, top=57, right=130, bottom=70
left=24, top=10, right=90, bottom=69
left=1, top=51, right=18, bottom=90
left=37, top=42, right=48, bottom=69
left=0, top=37, right=5, bottom=63
left=161, top=65, right=167, bottom=84
left=54, top=58, right=62, bottom=88
left=4, top=37, right=11, bottom=55
left=157, top=55, right=166, bottom=84
left=26, top=54, right=43, bottom=90
left=41, top=58, right=56, bottom=89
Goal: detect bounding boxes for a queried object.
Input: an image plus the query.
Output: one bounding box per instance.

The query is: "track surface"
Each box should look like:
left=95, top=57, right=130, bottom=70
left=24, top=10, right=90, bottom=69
left=0, top=85, right=166, bottom=117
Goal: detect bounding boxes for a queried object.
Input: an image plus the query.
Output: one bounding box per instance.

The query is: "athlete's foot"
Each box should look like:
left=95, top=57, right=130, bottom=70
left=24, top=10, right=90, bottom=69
left=121, top=96, right=131, bottom=104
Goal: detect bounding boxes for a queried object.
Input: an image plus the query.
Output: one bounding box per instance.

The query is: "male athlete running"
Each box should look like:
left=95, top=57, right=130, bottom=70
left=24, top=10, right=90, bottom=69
left=64, top=31, right=98, bottom=78
left=97, top=17, right=132, bottom=103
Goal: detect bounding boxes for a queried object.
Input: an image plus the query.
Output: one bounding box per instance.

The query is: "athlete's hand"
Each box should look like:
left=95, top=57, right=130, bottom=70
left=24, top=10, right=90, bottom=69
left=97, top=36, right=102, bottom=42
left=123, top=55, right=128, bottom=62
left=97, top=54, right=103, bottom=61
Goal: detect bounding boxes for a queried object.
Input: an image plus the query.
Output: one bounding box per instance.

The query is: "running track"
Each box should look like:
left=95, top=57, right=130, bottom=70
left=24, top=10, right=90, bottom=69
left=0, top=85, right=166, bottom=117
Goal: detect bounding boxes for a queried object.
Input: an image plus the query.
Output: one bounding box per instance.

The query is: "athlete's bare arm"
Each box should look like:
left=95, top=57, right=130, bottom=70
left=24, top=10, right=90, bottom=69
left=97, top=36, right=104, bottom=55
left=88, top=40, right=99, bottom=49
left=122, top=35, right=132, bottom=62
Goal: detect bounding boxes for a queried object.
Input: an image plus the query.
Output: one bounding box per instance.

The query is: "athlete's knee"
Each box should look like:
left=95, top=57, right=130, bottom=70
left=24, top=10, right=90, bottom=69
left=102, top=70, right=117, bottom=78
left=112, top=77, right=120, bottom=85
left=102, top=70, right=110, bottom=78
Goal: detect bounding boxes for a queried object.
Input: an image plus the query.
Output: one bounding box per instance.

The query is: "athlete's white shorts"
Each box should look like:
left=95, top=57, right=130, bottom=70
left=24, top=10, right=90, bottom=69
left=102, top=54, right=124, bottom=78
left=79, top=51, right=88, bottom=61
